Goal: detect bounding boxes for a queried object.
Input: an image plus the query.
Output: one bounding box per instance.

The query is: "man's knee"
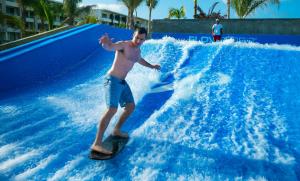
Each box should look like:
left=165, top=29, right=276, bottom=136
left=125, top=103, right=135, bottom=113
left=107, top=107, right=118, bottom=115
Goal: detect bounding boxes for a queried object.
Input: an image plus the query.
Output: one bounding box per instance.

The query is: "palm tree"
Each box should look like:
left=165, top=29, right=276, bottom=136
left=231, top=0, right=280, bottom=18
left=77, top=15, right=98, bottom=25
left=227, top=0, right=230, bottom=19
left=18, top=0, right=62, bottom=31
left=168, top=6, right=185, bottom=19
left=40, top=0, right=52, bottom=29
left=146, top=0, right=158, bottom=36
left=16, top=0, right=35, bottom=37
left=16, top=0, right=33, bottom=23
left=63, top=0, right=80, bottom=25
left=32, top=0, right=50, bottom=31
left=36, top=0, right=65, bottom=31
left=193, top=0, right=197, bottom=18
left=48, top=1, right=64, bottom=28
left=119, top=0, right=144, bottom=29
left=195, top=2, right=226, bottom=19
left=0, top=11, right=25, bottom=41
left=63, top=0, right=94, bottom=25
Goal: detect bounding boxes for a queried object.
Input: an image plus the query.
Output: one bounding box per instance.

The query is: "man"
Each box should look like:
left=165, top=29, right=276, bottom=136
left=91, top=27, right=161, bottom=155
left=212, top=18, right=223, bottom=42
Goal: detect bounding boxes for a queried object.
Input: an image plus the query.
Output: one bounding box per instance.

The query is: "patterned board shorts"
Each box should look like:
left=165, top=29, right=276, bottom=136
left=104, top=75, right=134, bottom=108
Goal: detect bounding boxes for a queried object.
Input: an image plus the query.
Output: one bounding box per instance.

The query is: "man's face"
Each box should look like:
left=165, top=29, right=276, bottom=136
left=132, top=32, right=146, bottom=47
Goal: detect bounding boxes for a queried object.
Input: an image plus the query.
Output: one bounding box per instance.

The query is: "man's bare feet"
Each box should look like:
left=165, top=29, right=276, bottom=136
left=112, top=129, right=129, bottom=138
left=91, top=144, right=112, bottom=155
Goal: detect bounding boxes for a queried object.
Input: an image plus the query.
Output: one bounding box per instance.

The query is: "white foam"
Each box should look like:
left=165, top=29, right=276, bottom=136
left=145, top=36, right=177, bottom=44
left=131, top=167, right=159, bottom=181
left=150, top=36, right=300, bottom=52
left=131, top=44, right=224, bottom=150
left=274, top=148, right=295, bottom=165
left=66, top=162, right=108, bottom=181
left=149, top=83, right=174, bottom=94
left=0, top=114, right=59, bottom=141
left=45, top=80, right=105, bottom=131
left=243, top=88, right=269, bottom=160
left=247, top=176, right=268, bottom=181
left=216, top=72, right=231, bottom=85
left=0, top=149, right=40, bottom=172
left=233, top=40, right=300, bottom=51
left=48, top=155, right=84, bottom=181
left=0, top=143, right=19, bottom=159
left=14, top=154, right=57, bottom=180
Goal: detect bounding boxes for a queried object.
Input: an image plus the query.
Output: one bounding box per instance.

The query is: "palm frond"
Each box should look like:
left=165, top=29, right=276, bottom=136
left=231, top=0, right=280, bottom=18
left=208, top=2, right=219, bottom=16
left=40, top=0, right=54, bottom=29
left=146, top=0, right=158, bottom=9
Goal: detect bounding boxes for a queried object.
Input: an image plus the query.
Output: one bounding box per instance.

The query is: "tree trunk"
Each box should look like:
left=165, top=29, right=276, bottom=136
left=148, top=6, right=152, bottom=37
left=127, top=10, right=131, bottom=29
left=41, top=18, right=45, bottom=31
left=227, top=0, right=230, bottom=19
left=129, top=9, right=134, bottom=29
left=194, top=0, right=197, bottom=18
left=20, top=6, right=26, bottom=38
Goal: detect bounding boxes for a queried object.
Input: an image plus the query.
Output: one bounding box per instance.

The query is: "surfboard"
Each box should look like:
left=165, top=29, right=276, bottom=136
left=89, top=135, right=129, bottom=160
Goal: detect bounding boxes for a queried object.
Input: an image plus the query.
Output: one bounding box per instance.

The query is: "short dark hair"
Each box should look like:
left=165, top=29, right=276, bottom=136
left=135, top=27, right=147, bottom=36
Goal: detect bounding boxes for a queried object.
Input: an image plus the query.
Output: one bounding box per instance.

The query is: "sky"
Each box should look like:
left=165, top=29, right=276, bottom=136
left=57, top=0, right=300, bottom=19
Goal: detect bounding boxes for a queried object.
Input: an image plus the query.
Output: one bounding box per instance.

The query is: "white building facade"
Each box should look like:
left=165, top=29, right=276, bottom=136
left=91, top=9, right=148, bottom=29
left=0, top=0, right=63, bottom=44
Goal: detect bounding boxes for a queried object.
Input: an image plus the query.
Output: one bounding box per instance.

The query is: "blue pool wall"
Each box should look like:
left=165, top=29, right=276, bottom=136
left=1, top=24, right=300, bottom=98
left=0, top=24, right=92, bottom=58
left=152, top=32, right=300, bottom=46
left=0, top=24, right=133, bottom=97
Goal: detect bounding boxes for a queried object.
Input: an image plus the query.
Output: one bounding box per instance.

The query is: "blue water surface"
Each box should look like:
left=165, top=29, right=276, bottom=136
left=0, top=38, right=300, bottom=180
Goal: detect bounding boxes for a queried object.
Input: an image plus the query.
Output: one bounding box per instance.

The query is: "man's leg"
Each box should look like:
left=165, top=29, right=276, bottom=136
left=91, top=107, right=117, bottom=154
left=113, top=103, right=135, bottom=137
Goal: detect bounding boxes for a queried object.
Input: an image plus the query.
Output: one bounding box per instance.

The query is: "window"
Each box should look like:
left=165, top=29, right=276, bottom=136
left=6, top=6, right=19, bottom=16
left=102, top=13, right=107, bottom=18
left=26, top=10, right=34, bottom=18
left=37, top=23, right=42, bottom=30
left=8, top=32, right=20, bottom=41
left=121, top=16, right=127, bottom=23
left=25, top=22, right=34, bottom=30
left=0, top=32, right=5, bottom=44
left=6, top=6, right=15, bottom=15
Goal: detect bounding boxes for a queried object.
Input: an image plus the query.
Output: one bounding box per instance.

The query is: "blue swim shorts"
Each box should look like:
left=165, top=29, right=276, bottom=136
left=104, top=75, right=135, bottom=108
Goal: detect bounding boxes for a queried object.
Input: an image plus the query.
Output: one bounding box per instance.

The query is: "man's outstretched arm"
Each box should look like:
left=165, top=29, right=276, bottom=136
left=99, top=33, right=125, bottom=51
left=138, top=58, right=161, bottom=70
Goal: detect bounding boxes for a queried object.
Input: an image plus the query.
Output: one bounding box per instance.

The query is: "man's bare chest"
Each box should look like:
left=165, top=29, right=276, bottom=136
left=123, top=47, right=140, bottom=62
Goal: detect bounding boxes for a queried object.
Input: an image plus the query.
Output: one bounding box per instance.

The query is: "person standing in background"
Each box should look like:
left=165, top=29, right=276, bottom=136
left=212, top=19, right=223, bottom=42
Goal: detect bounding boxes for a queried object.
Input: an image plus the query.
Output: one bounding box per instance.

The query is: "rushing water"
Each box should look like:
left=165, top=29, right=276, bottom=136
left=1, top=38, right=300, bottom=180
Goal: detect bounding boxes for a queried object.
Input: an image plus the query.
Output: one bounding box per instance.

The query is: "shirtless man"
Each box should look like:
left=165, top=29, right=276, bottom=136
left=91, top=27, right=161, bottom=155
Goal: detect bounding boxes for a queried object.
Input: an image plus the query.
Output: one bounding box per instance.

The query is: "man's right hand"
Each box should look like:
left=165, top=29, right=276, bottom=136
left=99, top=33, right=112, bottom=47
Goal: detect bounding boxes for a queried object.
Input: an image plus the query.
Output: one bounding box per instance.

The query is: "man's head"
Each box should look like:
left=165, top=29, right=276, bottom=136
left=216, top=18, right=220, bottom=24
left=132, top=27, right=147, bottom=47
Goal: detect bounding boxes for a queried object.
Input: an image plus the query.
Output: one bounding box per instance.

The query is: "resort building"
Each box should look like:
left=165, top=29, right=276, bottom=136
left=91, top=9, right=148, bottom=29
left=0, top=1, right=148, bottom=44
left=0, top=0, right=63, bottom=44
